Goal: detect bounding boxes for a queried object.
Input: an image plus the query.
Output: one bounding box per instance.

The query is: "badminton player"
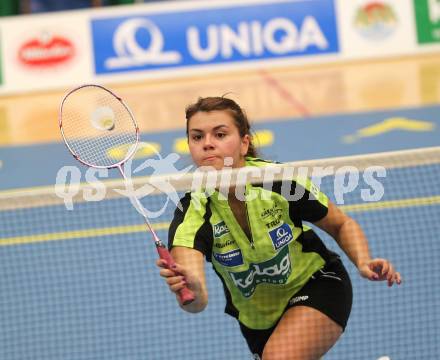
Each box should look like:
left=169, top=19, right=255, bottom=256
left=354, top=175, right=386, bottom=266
left=157, top=97, right=401, bottom=360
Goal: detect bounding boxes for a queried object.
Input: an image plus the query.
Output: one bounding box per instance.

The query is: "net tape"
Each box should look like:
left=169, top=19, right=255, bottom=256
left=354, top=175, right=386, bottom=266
left=1, top=146, right=439, bottom=211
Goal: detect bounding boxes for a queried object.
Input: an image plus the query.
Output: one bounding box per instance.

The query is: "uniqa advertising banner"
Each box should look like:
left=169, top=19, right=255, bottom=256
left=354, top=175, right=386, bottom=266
left=90, top=0, right=339, bottom=75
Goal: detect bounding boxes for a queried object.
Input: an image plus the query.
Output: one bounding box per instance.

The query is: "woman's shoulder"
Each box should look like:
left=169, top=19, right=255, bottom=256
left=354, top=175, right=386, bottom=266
left=245, top=156, right=282, bottom=167
left=176, top=190, right=210, bottom=212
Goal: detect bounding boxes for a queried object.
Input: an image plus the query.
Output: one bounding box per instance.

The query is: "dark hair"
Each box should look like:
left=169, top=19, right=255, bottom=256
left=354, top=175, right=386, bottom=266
left=185, top=96, right=257, bottom=157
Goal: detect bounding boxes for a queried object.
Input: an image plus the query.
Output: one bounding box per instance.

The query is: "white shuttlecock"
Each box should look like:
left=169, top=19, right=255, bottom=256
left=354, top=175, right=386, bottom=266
left=91, top=106, right=115, bottom=131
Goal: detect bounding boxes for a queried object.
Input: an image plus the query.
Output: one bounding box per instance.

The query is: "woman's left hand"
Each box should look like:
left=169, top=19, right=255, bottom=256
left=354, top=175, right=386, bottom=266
left=358, top=258, right=402, bottom=286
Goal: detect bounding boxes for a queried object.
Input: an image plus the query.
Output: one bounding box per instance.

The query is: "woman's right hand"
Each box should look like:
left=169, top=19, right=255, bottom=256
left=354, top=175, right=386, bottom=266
left=156, top=247, right=208, bottom=312
left=156, top=259, right=202, bottom=299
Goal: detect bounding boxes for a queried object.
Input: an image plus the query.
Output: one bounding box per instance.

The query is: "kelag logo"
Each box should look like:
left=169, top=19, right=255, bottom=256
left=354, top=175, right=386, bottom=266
left=213, top=221, right=230, bottom=238
left=229, top=246, right=291, bottom=298
left=91, top=0, right=339, bottom=74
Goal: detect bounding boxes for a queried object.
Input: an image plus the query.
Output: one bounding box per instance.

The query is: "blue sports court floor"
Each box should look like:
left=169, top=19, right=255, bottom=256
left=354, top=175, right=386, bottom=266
left=1, top=100, right=439, bottom=359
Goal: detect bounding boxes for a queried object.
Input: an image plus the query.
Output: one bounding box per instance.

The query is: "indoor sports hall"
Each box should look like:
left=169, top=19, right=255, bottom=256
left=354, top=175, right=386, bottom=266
left=0, top=1, right=439, bottom=359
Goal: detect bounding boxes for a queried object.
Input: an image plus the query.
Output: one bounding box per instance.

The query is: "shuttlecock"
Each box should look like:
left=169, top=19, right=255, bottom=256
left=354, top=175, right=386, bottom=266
left=91, top=106, right=115, bottom=131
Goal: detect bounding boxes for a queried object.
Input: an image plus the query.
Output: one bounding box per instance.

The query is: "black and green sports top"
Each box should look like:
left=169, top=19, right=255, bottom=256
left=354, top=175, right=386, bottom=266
left=169, top=157, right=339, bottom=329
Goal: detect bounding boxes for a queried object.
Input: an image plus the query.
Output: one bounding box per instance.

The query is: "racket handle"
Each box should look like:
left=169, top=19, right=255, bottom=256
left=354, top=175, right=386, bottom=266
left=156, top=244, right=195, bottom=305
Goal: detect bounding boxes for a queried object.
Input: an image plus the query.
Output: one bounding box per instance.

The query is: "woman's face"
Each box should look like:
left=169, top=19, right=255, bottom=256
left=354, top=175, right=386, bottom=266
left=187, top=110, right=249, bottom=170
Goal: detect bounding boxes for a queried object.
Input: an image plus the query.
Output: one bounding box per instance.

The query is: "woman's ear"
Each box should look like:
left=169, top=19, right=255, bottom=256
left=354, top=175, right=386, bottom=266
left=241, top=134, right=250, bottom=156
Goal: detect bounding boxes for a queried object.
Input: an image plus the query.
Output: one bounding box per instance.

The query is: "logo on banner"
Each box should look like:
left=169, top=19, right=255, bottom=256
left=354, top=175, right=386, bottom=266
left=353, top=2, right=398, bottom=40
left=213, top=249, right=244, bottom=267
left=18, top=32, right=75, bottom=67
left=414, top=0, right=440, bottom=43
left=269, top=223, right=294, bottom=250
left=92, top=0, right=339, bottom=74
left=105, top=18, right=182, bottom=69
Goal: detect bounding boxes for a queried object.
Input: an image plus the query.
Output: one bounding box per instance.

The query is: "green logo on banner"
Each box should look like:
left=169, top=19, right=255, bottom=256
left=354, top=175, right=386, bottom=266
left=414, top=0, right=440, bottom=43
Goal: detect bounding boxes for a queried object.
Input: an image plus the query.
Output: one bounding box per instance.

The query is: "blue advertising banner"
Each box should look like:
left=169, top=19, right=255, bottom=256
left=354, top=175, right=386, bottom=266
left=91, top=0, right=339, bottom=74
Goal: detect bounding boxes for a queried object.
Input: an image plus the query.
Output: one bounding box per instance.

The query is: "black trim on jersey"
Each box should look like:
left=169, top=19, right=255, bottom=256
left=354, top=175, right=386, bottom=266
left=297, top=228, right=340, bottom=264
left=168, top=193, right=214, bottom=261
left=250, top=157, right=282, bottom=165
left=212, top=265, right=240, bottom=319
left=168, top=192, right=192, bottom=249
left=195, top=198, right=213, bottom=261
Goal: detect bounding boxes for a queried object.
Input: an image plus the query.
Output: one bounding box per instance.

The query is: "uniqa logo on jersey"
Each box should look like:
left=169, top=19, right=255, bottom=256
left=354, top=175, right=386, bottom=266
left=269, top=223, right=294, bottom=250
left=229, top=246, right=291, bottom=298
left=91, top=0, right=339, bottom=74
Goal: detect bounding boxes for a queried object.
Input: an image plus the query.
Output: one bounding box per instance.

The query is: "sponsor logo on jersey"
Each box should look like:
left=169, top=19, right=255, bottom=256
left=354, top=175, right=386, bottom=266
left=260, top=206, right=283, bottom=220
left=213, top=249, right=244, bottom=267
left=215, top=238, right=236, bottom=249
left=213, top=221, right=230, bottom=238
left=229, top=246, right=291, bottom=298
left=265, top=218, right=281, bottom=229
left=269, top=223, right=294, bottom=250
left=261, top=205, right=283, bottom=229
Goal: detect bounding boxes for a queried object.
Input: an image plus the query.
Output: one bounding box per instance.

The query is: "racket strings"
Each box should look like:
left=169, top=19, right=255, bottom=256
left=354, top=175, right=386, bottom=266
left=60, top=85, right=137, bottom=168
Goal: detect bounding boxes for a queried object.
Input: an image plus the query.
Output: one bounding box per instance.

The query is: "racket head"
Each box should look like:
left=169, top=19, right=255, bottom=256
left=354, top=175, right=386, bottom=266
left=59, top=84, right=139, bottom=169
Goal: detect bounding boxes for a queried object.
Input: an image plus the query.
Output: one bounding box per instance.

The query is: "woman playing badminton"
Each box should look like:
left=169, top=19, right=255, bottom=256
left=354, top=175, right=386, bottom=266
left=157, top=97, right=401, bottom=360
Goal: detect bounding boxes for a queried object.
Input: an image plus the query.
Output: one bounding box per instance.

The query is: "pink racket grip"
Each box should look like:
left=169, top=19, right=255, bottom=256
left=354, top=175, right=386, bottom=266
left=156, top=245, right=195, bottom=305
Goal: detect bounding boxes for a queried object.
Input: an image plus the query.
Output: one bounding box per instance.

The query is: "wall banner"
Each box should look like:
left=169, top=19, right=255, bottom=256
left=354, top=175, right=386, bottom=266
left=91, top=0, right=339, bottom=75
left=414, top=0, right=440, bottom=44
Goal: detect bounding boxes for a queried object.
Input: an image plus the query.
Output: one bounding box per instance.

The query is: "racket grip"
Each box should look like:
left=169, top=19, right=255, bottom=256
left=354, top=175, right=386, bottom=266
left=156, top=245, right=195, bottom=305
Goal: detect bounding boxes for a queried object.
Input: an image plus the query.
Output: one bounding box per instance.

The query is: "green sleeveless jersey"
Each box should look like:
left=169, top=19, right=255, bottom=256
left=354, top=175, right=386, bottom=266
left=169, top=158, right=338, bottom=329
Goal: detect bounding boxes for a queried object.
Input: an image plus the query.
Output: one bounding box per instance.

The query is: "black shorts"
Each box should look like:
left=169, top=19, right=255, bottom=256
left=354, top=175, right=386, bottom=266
left=239, top=259, right=353, bottom=358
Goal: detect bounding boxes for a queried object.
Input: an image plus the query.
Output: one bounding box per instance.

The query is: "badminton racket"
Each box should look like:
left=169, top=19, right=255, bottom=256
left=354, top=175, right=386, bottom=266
left=59, top=84, right=195, bottom=305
